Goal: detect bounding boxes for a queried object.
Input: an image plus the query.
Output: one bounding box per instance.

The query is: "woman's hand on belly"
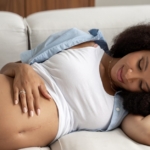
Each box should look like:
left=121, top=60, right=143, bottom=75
left=0, top=62, right=52, bottom=117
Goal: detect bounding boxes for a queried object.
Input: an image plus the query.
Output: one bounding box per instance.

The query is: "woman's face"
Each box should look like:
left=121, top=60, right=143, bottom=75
left=111, top=50, right=150, bottom=92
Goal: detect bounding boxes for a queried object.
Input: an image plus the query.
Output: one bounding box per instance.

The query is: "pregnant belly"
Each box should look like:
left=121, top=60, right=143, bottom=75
left=0, top=74, right=59, bottom=149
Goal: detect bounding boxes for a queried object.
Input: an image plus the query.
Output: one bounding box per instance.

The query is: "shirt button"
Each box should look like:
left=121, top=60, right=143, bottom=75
left=116, top=108, right=120, bottom=111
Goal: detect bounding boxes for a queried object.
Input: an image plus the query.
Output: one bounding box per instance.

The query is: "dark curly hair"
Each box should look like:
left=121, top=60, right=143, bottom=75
left=120, top=91, right=150, bottom=116
left=109, top=23, right=150, bottom=116
left=110, top=23, right=150, bottom=57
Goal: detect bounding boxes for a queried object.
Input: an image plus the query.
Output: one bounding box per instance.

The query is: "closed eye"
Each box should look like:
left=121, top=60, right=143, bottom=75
left=138, top=56, right=150, bottom=92
left=138, top=57, right=143, bottom=70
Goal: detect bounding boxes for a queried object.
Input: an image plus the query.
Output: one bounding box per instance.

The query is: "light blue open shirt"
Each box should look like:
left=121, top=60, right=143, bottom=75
left=20, top=28, right=128, bottom=131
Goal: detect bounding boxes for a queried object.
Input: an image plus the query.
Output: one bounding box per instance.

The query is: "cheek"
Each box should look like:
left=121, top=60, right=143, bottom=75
left=111, top=62, right=121, bottom=81
left=124, top=82, right=140, bottom=92
left=111, top=67, right=117, bottom=81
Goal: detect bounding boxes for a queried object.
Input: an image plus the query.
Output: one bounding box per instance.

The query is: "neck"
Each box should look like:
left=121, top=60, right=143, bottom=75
left=108, top=57, right=117, bottom=92
left=100, top=53, right=119, bottom=95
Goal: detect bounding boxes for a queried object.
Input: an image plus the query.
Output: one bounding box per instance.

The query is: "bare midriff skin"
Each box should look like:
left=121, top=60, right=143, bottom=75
left=0, top=41, right=98, bottom=150
left=1, top=41, right=150, bottom=148
left=0, top=74, right=59, bottom=150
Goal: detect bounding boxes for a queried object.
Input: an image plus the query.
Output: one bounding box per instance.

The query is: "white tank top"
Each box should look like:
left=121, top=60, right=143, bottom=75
left=32, top=46, right=114, bottom=137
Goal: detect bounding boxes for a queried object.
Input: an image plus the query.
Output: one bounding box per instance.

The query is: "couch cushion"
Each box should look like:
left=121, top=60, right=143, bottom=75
left=25, top=5, right=150, bottom=49
left=50, top=129, right=150, bottom=150
left=0, top=11, right=28, bottom=69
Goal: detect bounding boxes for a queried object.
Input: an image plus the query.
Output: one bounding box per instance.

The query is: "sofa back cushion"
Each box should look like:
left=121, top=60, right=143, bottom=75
left=25, top=5, right=150, bottom=50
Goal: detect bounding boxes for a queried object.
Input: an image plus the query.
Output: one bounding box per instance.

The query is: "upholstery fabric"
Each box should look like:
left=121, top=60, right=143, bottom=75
left=51, top=129, right=150, bottom=150
left=25, top=5, right=150, bottom=49
left=0, top=5, right=150, bottom=150
left=0, top=12, right=28, bottom=68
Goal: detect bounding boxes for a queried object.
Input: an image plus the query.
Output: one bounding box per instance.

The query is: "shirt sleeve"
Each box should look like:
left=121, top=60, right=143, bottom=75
left=102, top=92, right=128, bottom=131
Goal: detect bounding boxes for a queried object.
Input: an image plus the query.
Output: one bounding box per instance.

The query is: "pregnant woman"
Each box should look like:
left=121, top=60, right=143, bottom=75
left=1, top=24, right=150, bottom=150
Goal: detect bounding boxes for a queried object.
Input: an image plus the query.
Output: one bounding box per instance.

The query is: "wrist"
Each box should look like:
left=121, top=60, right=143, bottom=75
left=0, top=62, right=19, bottom=77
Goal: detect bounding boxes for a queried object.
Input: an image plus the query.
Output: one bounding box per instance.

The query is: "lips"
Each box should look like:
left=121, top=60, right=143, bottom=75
left=117, top=66, right=124, bottom=83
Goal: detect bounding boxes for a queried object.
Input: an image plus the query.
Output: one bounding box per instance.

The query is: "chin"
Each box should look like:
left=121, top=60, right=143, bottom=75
left=113, top=81, right=122, bottom=90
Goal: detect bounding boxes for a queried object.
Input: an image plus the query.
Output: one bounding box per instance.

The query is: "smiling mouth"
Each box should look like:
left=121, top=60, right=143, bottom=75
left=117, top=66, right=124, bottom=83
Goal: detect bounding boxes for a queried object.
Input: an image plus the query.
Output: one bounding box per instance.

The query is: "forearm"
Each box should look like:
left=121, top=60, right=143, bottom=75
left=0, top=62, right=27, bottom=77
left=0, top=62, right=18, bottom=77
left=121, top=114, right=150, bottom=145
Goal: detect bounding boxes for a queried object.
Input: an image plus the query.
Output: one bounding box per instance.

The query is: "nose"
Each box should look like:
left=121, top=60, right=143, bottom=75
left=124, top=68, right=138, bottom=83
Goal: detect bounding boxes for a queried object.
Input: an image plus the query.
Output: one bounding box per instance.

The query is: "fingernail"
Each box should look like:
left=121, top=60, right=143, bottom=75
left=47, top=93, right=51, bottom=100
left=93, top=44, right=98, bottom=47
left=14, top=100, right=18, bottom=105
left=37, top=109, right=40, bottom=115
left=30, top=111, right=34, bottom=117
left=23, top=107, right=27, bottom=113
left=47, top=93, right=51, bottom=97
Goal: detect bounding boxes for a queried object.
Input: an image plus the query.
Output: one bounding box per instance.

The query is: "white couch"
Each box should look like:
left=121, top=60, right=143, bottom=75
left=0, top=5, right=150, bottom=150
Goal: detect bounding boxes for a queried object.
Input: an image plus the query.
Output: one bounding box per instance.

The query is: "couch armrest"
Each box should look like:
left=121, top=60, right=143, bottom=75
left=0, top=11, right=28, bottom=69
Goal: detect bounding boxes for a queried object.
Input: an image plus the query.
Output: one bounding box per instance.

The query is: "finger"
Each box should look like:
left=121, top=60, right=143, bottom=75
left=93, top=43, right=98, bottom=47
left=32, top=89, right=41, bottom=116
left=39, top=84, right=51, bottom=100
left=26, top=91, right=34, bottom=117
left=19, top=90, right=28, bottom=114
left=13, top=87, right=19, bottom=105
